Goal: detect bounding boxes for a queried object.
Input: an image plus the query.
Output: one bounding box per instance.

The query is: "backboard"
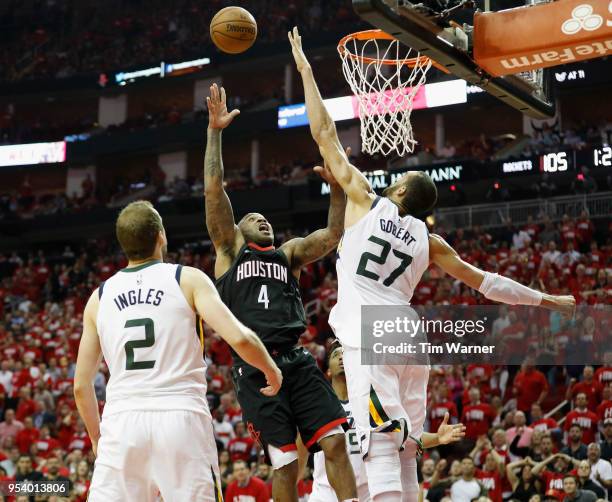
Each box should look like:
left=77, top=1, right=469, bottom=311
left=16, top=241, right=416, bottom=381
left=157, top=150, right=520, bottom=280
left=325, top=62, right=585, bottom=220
left=351, top=0, right=556, bottom=118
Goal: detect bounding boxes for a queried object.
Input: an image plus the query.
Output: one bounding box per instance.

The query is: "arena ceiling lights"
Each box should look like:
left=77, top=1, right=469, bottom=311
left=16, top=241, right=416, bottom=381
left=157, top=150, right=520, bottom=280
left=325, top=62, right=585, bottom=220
left=277, top=80, right=467, bottom=129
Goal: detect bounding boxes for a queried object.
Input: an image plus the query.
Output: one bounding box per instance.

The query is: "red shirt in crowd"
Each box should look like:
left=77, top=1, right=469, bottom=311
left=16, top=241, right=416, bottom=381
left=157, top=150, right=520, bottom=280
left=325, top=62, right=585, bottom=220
left=595, top=367, right=612, bottom=388
left=297, top=478, right=313, bottom=499
left=501, top=322, right=528, bottom=363
left=227, top=436, right=255, bottom=462
left=208, top=338, right=233, bottom=367
left=429, top=401, right=459, bottom=433
left=576, top=218, right=594, bottom=243
left=567, top=380, right=599, bottom=411
left=596, top=400, right=612, bottom=423
left=15, top=398, right=37, bottom=422
left=476, top=469, right=502, bottom=502
left=67, top=432, right=92, bottom=454
left=72, top=479, right=91, bottom=502
left=531, top=417, right=558, bottom=433
left=540, top=470, right=565, bottom=501
left=513, top=369, right=548, bottom=413
left=15, top=427, right=39, bottom=453
left=564, top=408, right=599, bottom=444
left=225, top=476, right=270, bottom=502
left=34, top=436, right=61, bottom=458
left=467, top=364, right=494, bottom=383
left=461, top=402, right=497, bottom=440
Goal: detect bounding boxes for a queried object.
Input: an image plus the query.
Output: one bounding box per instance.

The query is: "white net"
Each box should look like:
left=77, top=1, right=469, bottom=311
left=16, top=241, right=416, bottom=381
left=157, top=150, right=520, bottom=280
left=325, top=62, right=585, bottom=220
left=338, top=31, right=432, bottom=157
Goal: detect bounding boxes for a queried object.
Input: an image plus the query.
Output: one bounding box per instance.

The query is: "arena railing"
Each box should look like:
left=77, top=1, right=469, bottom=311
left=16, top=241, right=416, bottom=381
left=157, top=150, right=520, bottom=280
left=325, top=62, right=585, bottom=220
left=434, top=191, right=612, bottom=230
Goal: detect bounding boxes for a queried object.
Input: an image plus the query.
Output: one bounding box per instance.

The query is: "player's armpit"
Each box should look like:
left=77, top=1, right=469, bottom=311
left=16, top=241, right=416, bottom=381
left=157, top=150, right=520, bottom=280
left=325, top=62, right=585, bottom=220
left=282, top=230, right=338, bottom=273
left=282, top=181, right=345, bottom=270
left=428, top=233, right=485, bottom=290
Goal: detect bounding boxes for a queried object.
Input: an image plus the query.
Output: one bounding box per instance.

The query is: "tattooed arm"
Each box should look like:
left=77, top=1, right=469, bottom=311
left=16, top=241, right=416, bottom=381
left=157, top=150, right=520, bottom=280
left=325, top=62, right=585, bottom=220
left=281, top=157, right=346, bottom=277
left=204, top=83, right=244, bottom=278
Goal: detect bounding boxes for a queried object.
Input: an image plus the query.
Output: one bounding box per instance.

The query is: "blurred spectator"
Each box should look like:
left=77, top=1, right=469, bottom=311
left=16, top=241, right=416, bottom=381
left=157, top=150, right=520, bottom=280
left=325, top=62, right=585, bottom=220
left=227, top=421, right=256, bottom=463
left=574, top=460, right=606, bottom=499
left=564, top=394, right=599, bottom=446
left=224, top=459, right=270, bottom=502
left=585, top=443, right=611, bottom=494
left=513, top=361, right=548, bottom=414
left=561, top=474, right=597, bottom=502
left=462, top=388, right=497, bottom=443
left=450, top=457, right=487, bottom=502
left=561, top=424, right=588, bottom=460
left=0, top=409, right=23, bottom=444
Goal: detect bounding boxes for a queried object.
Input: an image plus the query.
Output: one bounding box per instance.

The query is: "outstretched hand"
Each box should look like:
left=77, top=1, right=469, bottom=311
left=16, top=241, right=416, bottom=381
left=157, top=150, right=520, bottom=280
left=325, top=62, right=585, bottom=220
left=206, top=83, right=240, bottom=130
left=437, top=412, right=466, bottom=445
left=288, top=26, right=310, bottom=73
left=313, top=146, right=351, bottom=186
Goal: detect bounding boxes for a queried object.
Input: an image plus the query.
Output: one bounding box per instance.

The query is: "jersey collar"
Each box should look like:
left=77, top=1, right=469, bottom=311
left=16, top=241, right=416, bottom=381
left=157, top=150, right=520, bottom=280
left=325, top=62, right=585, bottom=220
left=121, top=259, right=162, bottom=272
left=247, top=242, right=275, bottom=252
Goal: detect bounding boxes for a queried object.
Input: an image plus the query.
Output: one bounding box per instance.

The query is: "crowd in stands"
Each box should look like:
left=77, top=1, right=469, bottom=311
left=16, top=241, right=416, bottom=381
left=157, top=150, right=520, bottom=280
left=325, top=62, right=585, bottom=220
left=0, top=0, right=358, bottom=84
left=0, top=209, right=610, bottom=500
left=2, top=134, right=612, bottom=224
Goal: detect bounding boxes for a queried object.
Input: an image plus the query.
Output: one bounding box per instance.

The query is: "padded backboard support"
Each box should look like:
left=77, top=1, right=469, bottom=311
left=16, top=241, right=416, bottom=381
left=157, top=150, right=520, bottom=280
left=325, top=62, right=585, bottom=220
left=352, top=0, right=556, bottom=119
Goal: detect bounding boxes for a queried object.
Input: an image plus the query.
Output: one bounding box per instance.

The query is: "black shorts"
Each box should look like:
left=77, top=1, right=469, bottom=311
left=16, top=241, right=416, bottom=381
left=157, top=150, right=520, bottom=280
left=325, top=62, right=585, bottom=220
left=232, top=346, right=347, bottom=456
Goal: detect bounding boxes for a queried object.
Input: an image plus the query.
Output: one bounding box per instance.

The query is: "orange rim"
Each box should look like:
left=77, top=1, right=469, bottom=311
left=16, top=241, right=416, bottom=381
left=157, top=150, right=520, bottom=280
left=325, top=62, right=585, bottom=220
left=338, top=29, right=449, bottom=73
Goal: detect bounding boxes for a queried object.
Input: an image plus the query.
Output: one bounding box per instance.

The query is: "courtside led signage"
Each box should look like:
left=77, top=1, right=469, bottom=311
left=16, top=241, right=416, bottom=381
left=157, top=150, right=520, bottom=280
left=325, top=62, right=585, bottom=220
left=0, top=142, right=66, bottom=167
left=114, top=57, right=211, bottom=85
left=278, top=80, right=467, bottom=129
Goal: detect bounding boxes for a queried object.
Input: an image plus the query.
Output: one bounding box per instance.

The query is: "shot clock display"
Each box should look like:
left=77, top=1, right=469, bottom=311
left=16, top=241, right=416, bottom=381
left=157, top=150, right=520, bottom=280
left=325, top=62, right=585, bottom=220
left=593, top=146, right=612, bottom=168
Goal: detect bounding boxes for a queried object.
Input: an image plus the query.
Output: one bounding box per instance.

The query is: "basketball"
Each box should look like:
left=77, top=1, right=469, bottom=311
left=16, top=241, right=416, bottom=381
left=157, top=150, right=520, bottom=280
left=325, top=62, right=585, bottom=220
left=210, top=7, right=257, bottom=54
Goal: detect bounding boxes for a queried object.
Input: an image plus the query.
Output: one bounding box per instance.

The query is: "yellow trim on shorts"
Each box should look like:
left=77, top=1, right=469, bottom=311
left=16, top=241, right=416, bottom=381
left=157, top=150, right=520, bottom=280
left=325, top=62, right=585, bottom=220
left=369, top=398, right=385, bottom=426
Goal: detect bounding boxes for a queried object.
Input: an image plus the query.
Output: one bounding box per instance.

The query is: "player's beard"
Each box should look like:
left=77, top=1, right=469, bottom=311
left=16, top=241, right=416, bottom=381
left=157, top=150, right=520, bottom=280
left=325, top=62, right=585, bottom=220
left=161, top=244, right=168, bottom=261
left=382, top=185, right=394, bottom=197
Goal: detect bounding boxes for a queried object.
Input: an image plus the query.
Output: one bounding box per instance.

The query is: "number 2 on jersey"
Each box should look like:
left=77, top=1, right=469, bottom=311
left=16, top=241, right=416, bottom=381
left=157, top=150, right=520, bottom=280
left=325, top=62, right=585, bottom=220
left=356, top=235, right=413, bottom=287
left=258, top=285, right=270, bottom=309
left=124, top=318, right=156, bottom=370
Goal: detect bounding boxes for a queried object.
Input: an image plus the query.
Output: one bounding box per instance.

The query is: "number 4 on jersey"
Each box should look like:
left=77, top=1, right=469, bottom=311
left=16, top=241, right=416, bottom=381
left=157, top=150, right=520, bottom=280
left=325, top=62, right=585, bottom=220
left=258, top=285, right=270, bottom=309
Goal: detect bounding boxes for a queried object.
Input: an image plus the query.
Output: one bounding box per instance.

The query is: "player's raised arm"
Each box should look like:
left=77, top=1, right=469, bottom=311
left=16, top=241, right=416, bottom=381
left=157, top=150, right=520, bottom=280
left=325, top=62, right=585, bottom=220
left=181, top=266, right=282, bottom=396
left=281, top=155, right=346, bottom=272
left=74, top=290, right=104, bottom=456
left=204, top=83, right=244, bottom=277
left=429, top=233, right=576, bottom=316
left=288, top=27, right=372, bottom=211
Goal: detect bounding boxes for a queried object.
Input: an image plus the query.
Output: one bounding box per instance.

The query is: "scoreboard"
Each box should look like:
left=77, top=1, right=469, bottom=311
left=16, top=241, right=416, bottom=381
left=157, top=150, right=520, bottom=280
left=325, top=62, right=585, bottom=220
left=313, top=145, right=612, bottom=196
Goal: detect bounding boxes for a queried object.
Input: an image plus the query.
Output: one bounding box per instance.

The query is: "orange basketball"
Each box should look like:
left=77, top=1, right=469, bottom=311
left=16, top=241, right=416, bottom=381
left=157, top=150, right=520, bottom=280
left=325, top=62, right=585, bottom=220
left=210, top=7, right=257, bottom=54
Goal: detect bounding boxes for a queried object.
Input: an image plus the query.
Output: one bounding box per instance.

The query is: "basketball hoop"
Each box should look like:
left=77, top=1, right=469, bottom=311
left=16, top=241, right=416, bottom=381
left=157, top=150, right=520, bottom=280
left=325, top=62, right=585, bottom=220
left=338, top=29, right=436, bottom=157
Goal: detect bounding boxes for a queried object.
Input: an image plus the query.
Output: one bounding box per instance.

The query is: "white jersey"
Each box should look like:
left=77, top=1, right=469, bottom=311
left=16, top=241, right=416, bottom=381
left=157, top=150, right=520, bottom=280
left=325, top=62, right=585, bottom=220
left=312, top=399, right=368, bottom=492
left=97, top=261, right=209, bottom=417
left=329, top=197, right=430, bottom=348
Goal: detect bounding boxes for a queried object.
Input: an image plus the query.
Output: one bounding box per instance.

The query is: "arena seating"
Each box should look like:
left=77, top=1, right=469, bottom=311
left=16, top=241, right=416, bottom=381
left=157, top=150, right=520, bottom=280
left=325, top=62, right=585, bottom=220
left=0, top=213, right=610, bottom=500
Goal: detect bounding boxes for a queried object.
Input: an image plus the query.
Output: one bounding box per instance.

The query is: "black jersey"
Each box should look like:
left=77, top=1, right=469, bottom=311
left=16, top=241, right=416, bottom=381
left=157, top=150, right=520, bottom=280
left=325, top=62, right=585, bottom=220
left=216, top=243, right=307, bottom=360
